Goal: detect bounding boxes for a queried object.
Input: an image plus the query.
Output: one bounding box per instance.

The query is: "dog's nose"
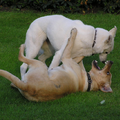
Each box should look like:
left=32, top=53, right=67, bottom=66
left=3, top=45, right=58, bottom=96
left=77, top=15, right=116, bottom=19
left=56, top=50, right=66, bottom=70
left=102, top=61, right=105, bottom=64
left=110, top=61, right=113, bottom=64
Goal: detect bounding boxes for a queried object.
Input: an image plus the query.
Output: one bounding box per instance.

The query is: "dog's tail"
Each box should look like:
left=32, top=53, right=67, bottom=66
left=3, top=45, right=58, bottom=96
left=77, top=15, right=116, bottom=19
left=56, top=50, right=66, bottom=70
left=0, top=70, right=26, bottom=91
left=62, top=28, right=77, bottom=59
left=19, top=44, right=47, bottom=70
left=18, top=44, right=28, bottom=64
left=18, top=44, right=35, bottom=66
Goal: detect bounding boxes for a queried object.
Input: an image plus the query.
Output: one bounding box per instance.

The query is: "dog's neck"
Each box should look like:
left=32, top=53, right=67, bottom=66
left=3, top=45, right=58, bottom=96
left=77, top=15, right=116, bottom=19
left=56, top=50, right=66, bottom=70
left=79, top=63, right=99, bottom=92
left=86, top=72, right=92, bottom=91
left=86, top=72, right=99, bottom=91
left=81, top=71, right=99, bottom=92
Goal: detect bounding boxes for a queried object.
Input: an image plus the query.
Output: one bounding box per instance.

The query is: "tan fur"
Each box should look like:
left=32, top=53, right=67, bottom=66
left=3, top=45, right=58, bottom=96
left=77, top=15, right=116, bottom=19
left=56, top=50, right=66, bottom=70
left=0, top=28, right=113, bottom=102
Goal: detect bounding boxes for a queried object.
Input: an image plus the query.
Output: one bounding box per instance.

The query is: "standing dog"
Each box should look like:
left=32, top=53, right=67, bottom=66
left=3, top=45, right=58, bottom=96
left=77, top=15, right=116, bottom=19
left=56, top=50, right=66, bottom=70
left=0, top=28, right=113, bottom=102
left=20, top=15, right=117, bottom=78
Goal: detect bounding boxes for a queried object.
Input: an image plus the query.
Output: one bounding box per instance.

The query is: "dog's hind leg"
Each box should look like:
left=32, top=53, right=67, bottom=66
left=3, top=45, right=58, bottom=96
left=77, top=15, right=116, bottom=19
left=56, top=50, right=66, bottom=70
left=20, top=30, right=47, bottom=79
left=20, top=63, right=28, bottom=80
left=19, top=44, right=47, bottom=68
left=38, top=40, right=54, bottom=63
left=20, top=43, right=46, bottom=80
left=19, top=44, right=48, bottom=81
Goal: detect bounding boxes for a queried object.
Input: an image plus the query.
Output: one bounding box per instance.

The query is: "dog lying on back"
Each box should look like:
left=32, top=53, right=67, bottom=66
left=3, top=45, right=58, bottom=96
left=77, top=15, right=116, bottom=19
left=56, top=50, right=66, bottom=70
left=0, top=28, right=113, bottom=102
left=20, top=15, right=117, bottom=78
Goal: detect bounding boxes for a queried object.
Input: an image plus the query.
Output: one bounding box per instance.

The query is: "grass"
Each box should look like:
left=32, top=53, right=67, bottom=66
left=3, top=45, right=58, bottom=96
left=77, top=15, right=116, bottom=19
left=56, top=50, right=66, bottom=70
left=0, top=10, right=120, bottom=120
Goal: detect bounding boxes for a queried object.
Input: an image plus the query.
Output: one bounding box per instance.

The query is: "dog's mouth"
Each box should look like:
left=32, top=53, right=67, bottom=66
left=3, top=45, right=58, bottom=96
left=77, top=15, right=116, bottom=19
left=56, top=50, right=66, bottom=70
left=93, top=60, right=101, bottom=70
left=93, top=60, right=113, bottom=70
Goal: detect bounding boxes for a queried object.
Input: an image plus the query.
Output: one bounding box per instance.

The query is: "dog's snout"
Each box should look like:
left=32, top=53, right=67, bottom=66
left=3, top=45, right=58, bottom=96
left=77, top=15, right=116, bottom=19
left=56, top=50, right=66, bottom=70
left=99, top=53, right=107, bottom=64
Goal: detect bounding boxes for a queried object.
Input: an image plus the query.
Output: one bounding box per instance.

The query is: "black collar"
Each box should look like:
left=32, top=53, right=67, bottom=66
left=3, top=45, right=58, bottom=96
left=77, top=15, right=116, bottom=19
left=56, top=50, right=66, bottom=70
left=92, top=29, right=97, bottom=48
left=87, top=72, right=92, bottom=92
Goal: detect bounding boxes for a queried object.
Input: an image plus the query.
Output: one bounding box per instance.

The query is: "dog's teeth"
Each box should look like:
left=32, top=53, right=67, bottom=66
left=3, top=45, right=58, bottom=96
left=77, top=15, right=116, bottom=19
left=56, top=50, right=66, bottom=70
left=95, top=60, right=98, bottom=63
left=105, top=61, right=108, bottom=64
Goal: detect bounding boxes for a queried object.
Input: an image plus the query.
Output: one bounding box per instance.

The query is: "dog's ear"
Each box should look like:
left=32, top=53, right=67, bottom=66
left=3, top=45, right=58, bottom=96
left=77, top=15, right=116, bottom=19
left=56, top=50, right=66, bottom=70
left=100, top=84, right=113, bottom=93
left=106, top=35, right=112, bottom=44
left=109, top=26, right=117, bottom=38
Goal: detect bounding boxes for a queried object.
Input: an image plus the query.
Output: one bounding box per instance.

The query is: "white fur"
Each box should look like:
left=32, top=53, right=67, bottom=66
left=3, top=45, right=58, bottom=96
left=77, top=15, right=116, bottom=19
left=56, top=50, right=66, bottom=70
left=20, top=15, right=117, bottom=78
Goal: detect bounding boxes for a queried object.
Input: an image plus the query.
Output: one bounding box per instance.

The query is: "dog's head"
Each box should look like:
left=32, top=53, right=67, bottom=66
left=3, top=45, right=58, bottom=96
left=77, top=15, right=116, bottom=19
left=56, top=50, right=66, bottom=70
left=89, top=60, right=113, bottom=92
left=94, top=26, right=117, bottom=63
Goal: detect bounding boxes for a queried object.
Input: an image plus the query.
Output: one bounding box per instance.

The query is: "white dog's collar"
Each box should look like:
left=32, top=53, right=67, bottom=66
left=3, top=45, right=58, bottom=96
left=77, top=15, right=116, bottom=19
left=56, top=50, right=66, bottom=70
left=92, top=29, right=97, bottom=48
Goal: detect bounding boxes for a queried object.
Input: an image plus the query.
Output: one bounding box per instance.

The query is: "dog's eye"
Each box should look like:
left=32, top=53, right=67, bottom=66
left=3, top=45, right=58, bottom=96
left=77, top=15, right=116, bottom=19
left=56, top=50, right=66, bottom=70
left=105, top=52, right=108, bottom=54
left=107, top=72, right=110, bottom=74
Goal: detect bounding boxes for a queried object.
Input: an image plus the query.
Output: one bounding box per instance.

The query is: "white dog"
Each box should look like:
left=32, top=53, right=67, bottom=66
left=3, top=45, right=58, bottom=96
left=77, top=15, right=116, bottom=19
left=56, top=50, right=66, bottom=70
left=20, top=15, right=117, bottom=78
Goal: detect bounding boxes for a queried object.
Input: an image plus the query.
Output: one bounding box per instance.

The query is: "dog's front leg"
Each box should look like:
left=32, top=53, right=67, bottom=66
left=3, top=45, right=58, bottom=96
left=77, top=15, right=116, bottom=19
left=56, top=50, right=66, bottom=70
left=73, top=56, right=85, bottom=71
left=48, top=39, right=69, bottom=71
left=73, top=56, right=84, bottom=63
left=48, top=28, right=77, bottom=71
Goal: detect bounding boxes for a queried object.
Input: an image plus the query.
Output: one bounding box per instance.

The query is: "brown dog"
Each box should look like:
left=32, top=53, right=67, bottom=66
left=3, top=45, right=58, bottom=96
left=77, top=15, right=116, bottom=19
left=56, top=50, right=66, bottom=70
left=0, top=28, right=113, bottom=102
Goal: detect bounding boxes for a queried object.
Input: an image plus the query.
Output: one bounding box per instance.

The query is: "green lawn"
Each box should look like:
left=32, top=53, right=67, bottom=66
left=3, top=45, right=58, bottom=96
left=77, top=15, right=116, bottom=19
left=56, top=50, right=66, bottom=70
left=0, top=10, right=120, bottom=120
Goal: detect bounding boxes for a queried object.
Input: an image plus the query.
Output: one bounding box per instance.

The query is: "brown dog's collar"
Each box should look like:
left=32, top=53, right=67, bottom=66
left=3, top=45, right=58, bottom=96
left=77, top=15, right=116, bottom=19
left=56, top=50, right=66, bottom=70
left=92, top=29, right=97, bottom=48
left=87, top=72, right=92, bottom=91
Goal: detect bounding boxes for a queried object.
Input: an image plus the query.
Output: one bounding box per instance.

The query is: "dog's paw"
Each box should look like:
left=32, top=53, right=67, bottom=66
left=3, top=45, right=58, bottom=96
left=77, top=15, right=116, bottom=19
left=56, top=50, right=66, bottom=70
left=10, top=83, right=17, bottom=88
left=19, top=44, right=25, bottom=49
left=71, top=28, right=77, bottom=34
